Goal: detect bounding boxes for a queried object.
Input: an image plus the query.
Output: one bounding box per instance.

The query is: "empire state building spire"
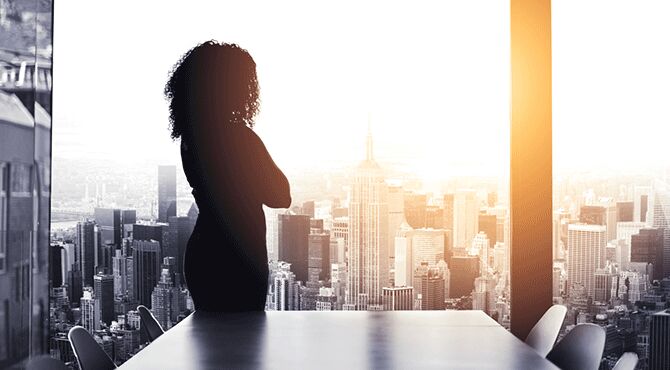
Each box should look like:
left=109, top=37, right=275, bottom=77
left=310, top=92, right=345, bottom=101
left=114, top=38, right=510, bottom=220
left=366, top=115, right=373, bottom=161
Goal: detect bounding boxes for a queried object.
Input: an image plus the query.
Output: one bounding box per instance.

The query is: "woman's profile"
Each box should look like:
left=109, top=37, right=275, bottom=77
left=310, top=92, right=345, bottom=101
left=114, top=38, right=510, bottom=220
left=164, top=41, right=291, bottom=311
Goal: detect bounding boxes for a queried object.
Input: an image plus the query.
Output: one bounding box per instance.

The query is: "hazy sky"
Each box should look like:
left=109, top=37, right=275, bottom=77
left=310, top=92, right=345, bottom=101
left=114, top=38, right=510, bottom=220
left=53, top=1, right=670, bottom=180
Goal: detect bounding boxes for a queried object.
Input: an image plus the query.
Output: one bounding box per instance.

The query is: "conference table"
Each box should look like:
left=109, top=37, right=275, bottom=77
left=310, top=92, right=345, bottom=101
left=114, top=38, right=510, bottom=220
left=120, top=310, right=559, bottom=369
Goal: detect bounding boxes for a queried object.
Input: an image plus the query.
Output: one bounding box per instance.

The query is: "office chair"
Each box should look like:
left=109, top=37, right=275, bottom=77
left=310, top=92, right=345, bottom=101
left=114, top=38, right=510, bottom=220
left=612, top=352, right=638, bottom=370
left=137, top=304, right=166, bottom=342
left=546, top=323, right=606, bottom=370
left=525, top=305, right=568, bottom=357
left=68, top=326, right=117, bottom=370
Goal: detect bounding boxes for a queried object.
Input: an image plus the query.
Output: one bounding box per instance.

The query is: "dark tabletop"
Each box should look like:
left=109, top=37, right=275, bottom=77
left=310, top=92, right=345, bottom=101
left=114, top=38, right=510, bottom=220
left=120, top=310, right=559, bottom=369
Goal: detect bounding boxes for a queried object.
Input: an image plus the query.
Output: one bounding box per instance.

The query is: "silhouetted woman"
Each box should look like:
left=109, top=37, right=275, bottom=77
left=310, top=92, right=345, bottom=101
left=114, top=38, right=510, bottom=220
left=165, top=41, right=291, bottom=311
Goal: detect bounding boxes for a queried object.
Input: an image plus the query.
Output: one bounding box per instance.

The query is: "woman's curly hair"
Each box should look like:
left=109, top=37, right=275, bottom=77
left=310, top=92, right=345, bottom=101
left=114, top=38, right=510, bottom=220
left=164, top=41, right=260, bottom=140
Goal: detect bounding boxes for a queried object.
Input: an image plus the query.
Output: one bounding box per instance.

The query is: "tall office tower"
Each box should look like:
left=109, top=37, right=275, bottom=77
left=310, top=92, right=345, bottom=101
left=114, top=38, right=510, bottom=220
left=132, top=240, right=161, bottom=307
left=68, top=266, right=83, bottom=307
left=449, top=255, right=479, bottom=298
left=404, top=192, right=427, bottom=229
left=112, top=249, right=134, bottom=299
left=97, top=244, right=114, bottom=275
left=443, top=193, right=454, bottom=232
left=121, top=209, right=137, bottom=238
left=425, top=206, right=443, bottom=229
left=332, top=216, right=349, bottom=249
left=271, top=262, right=298, bottom=310
left=382, top=286, right=414, bottom=310
left=634, top=186, right=651, bottom=223
left=265, top=207, right=284, bottom=262
left=411, top=228, right=446, bottom=269
left=394, top=221, right=414, bottom=287
left=76, top=220, right=98, bottom=286
left=308, top=232, right=330, bottom=282
left=301, top=200, right=315, bottom=218
left=593, top=268, right=613, bottom=303
left=168, top=215, right=196, bottom=285
left=158, top=165, right=177, bottom=222
left=649, top=309, right=670, bottom=370
left=567, top=224, right=607, bottom=299
left=420, top=267, right=445, bottom=310
left=278, top=213, right=310, bottom=282
left=49, top=244, right=65, bottom=287
left=151, top=258, right=181, bottom=329
left=616, top=201, right=634, bottom=222
left=552, top=267, right=562, bottom=298
left=470, top=232, right=491, bottom=273
left=453, top=189, right=478, bottom=251
left=553, top=217, right=562, bottom=260
left=580, top=205, right=606, bottom=226
left=80, top=288, right=99, bottom=332
left=387, top=183, right=405, bottom=259
left=94, top=207, right=122, bottom=247
left=493, top=242, right=508, bottom=274
left=133, top=223, right=167, bottom=245
left=650, top=189, right=670, bottom=279
left=472, top=275, right=497, bottom=314
left=330, top=238, right=346, bottom=265
left=477, top=214, right=497, bottom=244
left=347, top=129, right=389, bottom=308
left=94, top=273, right=114, bottom=325
left=631, top=228, right=664, bottom=281
left=605, top=204, right=618, bottom=242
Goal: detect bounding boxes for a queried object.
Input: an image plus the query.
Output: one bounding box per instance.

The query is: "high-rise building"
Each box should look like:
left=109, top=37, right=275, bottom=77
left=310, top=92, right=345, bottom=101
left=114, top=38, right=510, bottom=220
left=278, top=213, right=310, bottom=282
left=631, top=228, right=664, bottom=281
left=347, top=129, right=389, bottom=308
left=649, top=309, right=670, bottom=370
left=443, top=193, right=454, bottom=232
left=301, top=200, right=315, bottom=218
left=472, top=275, right=497, bottom=314
left=580, top=205, right=606, bottom=226
left=650, top=189, right=670, bottom=280
left=419, top=267, right=445, bottom=310
left=478, top=214, right=497, bottom=244
left=387, top=184, right=405, bottom=259
left=411, top=228, right=446, bottom=269
left=634, top=186, right=651, bottom=223
left=132, top=240, right=161, bottom=307
left=382, top=286, right=414, bottom=310
left=94, top=273, right=114, bottom=326
left=94, top=208, right=122, bottom=248
left=157, top=165, right=177, bottom=222
left=616, top=201, right=634, bottom=222
left=80, top=288, right=99, bottom=332
left=308, top=232, right=330, bottom=282
left=594, top=268, right=613, bottom=303
left=453, top=189, right=478, bottom=251
left=332, top=216, right=349, bottom=249
left=112, top=249, right=134, bottom=300
left=76, top=220, right=98, bottom=286
left=404, top=192, right=427, bottom=229
left=50, top=244, right=65, bottom=287
left=394, top=221, right=414, bottom=287
left=471, top=232, right=491, bottom=273
left=449, top=255, right=479, bottom=298
left=271, top=262, right=298, bottom=311
left=151, top=257, right=182, bottom=329
left=133, top=223, right=168, bottom=245
left=567, top=224, right=607, bottom=299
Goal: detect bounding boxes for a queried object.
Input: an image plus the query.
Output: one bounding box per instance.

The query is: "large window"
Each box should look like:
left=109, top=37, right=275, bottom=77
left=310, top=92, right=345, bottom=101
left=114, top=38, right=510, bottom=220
left=553, top=1, right=670, bottom=368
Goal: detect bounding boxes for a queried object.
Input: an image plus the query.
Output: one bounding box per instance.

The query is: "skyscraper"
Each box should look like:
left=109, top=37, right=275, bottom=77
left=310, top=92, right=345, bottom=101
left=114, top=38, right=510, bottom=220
left=477, top=214, right=497, bottom=244
left=80, top=288, right=99, bottom=332
left=394, top=221, right=414, bottom=287
left=132, top=240, right=161, bottom=307
left=112, top=249, right=134, bottom=300
left=651, top=189, right=670, bottom=280
left=443, top=193, right=454, bottom=232
left=449, top=255, right=479, bottom=298
left=631, top=228, right=664, bottom=281
left=411, top=228, right=446, bottom=269
left=157, top=165, right=177, bottom=222
left=567, top=224, right=607, bottom=299
left=382, top=286, right=414, bottom=310
left=387, top=183, right=405, bottom=259
left=278, top=213, right=310, bottom=282
left=308, top=232, right=330, bottom=282
left=76, top=220, right=98, bottom=286
left=634, top=186, right=651, bottom=223
left=94, top=208, right=122, bottom=248
left=94, top=273, right=114, bottom=325
left=649, top=309, right=670, bottom=370
left=347, top=129, right=389, bottom=308
left=453, top=189, right=478, bottom=251
left=616, top=201, right=634, bottom=222
left=151, top=258, right=181, bottom=330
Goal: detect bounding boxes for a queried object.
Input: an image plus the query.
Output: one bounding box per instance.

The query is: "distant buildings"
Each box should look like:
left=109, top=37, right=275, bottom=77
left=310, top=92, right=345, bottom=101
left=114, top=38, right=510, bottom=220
left=157, top=165, right=177, bottom=222
left=567, top=224, right=607, bottom=299
left=649, top=310, right=670, bottom=370
left=278, top=213, right=310, bottom=283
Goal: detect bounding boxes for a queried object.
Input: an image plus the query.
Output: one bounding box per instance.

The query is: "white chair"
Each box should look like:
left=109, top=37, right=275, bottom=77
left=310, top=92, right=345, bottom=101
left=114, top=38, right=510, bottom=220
left=68, top=326, right=117, bottom=370
left=138, top=305, right=166, bottom=342
left=546, top=323, right=606, bottom=370
left=525, top=305, right=568, bottom=357
left=612, top=352, right=638, bottom=370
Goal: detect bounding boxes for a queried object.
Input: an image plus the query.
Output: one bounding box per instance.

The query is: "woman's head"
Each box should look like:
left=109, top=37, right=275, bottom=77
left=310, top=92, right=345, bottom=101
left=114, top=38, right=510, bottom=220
left=165, top=41, right=260, bottom=140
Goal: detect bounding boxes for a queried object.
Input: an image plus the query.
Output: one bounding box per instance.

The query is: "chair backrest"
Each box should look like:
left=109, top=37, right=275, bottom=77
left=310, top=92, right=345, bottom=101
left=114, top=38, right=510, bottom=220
left=68, top=326, right=117, bottom=370
left=25, top=355, right=68, bottom=370
left=612, top=352, right=639, bottom=370
left=138, top=304, right=165, bottom=342
left=546, top=323, right=606, bottom=370
left=525, top=305, right=568, bottom=357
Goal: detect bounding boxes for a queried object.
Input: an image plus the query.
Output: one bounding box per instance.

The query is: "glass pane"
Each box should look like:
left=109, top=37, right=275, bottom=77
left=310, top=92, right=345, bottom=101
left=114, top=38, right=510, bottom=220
left=553, top=1, right=670, bottom=368
left=52, top=1, right=509, bottom=365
